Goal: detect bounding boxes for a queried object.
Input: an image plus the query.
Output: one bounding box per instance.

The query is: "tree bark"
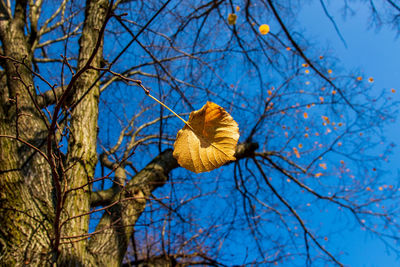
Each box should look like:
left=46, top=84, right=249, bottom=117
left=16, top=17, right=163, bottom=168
left=58, top=0, right=108, bottom=265
left=0, top=1, right=53, bottom=265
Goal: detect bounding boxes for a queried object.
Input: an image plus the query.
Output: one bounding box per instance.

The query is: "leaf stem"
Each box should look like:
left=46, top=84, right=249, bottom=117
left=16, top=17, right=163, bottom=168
left=147, top=93, right=188, bottom=125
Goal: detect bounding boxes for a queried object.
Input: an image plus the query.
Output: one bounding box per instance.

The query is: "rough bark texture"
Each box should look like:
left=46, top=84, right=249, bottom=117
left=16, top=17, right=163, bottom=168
left=58, top=0, right=108, bottom=265
left=0, top=0, right=107, bottom=265
left=0, top=1, right=52, bottom=265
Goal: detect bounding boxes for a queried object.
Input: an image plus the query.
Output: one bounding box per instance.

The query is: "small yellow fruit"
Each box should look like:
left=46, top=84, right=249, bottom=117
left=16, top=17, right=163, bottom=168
left=259, top=24, right=270, bottom=35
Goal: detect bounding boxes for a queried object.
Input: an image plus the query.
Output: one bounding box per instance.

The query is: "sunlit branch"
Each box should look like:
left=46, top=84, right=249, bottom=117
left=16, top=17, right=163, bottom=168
left=36, top=23, right=82, bottom=49
left=0, top=0, right=12, bottom=19
left=37, top=0, right=68, bottom=34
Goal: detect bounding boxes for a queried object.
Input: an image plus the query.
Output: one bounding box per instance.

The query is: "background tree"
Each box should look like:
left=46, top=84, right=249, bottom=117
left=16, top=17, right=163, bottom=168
left=0, top=0, right=399, bottom=266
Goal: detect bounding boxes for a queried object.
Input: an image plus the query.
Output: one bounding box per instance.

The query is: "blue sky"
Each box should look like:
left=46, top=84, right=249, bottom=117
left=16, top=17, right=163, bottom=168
left=299, top=1, right=400, bottom=266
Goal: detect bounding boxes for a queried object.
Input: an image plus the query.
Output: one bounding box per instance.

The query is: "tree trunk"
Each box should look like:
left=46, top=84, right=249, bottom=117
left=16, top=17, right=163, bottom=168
left=0, top=0, right=107, bottom=265
left=0, top=1, right=53, bottom=265
left=58, top=0, right=108, bottom=265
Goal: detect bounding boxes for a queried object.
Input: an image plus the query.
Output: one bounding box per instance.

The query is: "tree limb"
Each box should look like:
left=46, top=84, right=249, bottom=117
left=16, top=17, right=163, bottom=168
left=88, top=142, right=258, bottom=265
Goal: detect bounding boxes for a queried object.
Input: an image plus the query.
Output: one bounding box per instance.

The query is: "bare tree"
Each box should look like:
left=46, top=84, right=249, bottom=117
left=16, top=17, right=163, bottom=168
left=0, top=0, right=399, bottom=266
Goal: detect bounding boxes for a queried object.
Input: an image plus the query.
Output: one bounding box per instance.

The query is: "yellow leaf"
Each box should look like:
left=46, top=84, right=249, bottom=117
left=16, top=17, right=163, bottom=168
left=293, top=147, right=300, bottom=158
left=322, top=116, right=330, bottom=124
left=173, top=101, right=240, bottom=173
left=319, top=163, right=327, bottom=170
left=228, top=13, right=237, bottom=25
left=259, top=24, right=270, bottom=35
